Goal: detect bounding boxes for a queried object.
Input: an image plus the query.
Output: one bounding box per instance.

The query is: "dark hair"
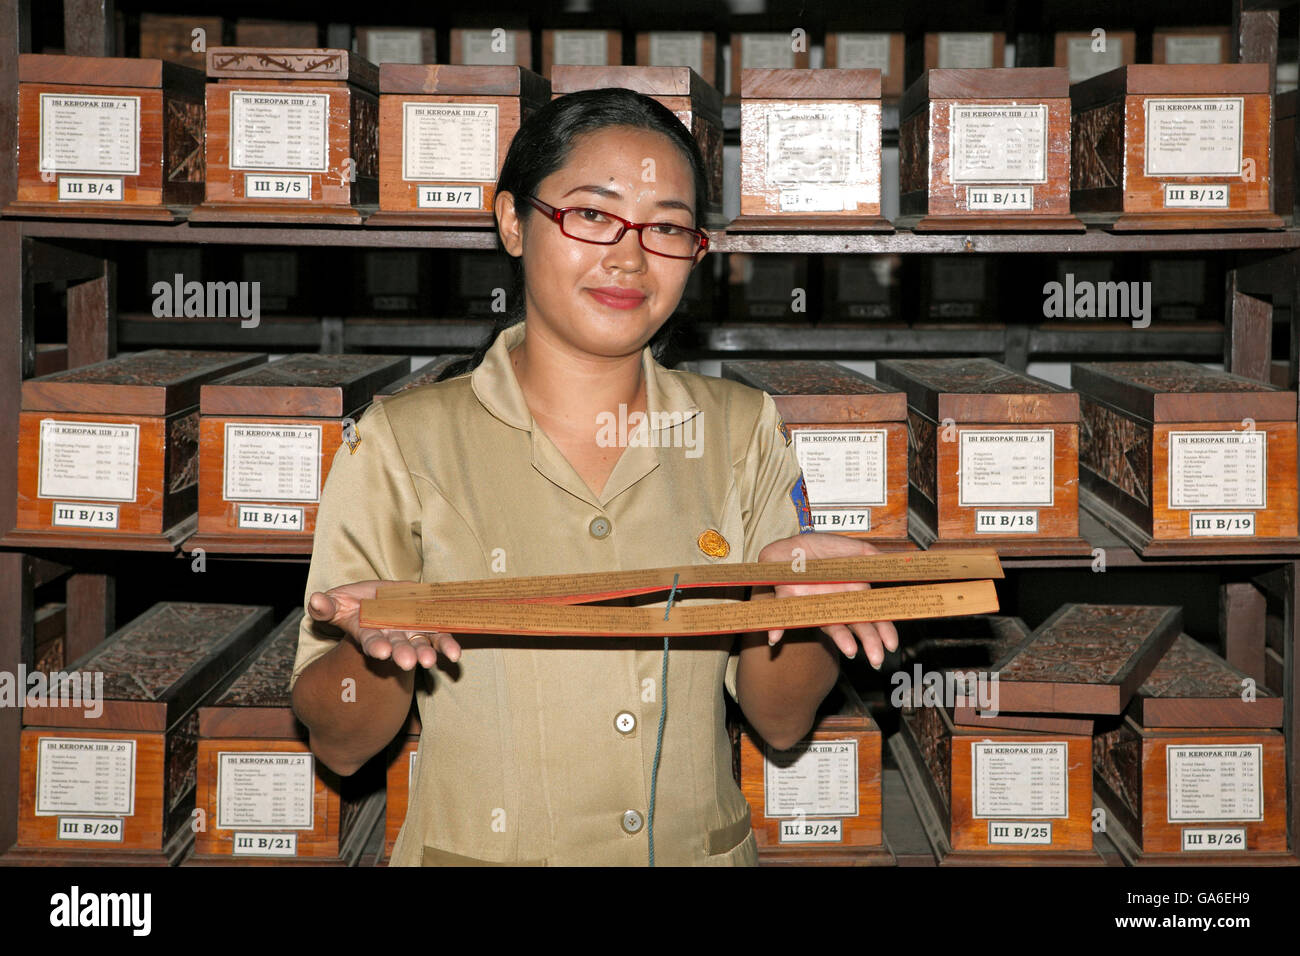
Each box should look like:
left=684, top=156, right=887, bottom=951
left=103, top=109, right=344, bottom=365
left=436, top=87, right=708, bottom=381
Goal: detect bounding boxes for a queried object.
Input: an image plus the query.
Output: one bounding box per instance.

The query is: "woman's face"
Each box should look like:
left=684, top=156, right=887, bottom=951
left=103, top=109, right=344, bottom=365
left=498, top=125, right=704, bottom=359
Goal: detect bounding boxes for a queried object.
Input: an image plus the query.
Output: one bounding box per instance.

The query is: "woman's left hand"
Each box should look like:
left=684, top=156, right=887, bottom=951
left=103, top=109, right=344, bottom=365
left=756, top=532, right=900, bottom=669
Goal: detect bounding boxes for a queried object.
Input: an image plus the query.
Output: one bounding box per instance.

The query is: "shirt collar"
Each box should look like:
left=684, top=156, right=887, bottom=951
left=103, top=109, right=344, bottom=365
left=470, top=320, right=700, bottom=432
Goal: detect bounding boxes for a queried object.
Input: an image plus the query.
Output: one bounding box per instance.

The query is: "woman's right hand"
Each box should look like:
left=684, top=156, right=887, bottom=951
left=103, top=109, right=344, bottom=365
left=306, top=580, right=461, bottom=671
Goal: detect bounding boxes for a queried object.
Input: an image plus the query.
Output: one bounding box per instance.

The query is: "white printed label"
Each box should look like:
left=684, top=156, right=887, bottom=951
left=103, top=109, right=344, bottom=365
left=365, top=30, right=424, bottom=65
left=835, top=34, right=892, bottom=74
left=1144, top=98, right=1243, bottom=177
left=741, top=34, right=796, bottom=69
left=1167, top=745, right=1263, bottom=822
left=36, top=737, right=136, bottom=816
left=51, top=502, right=119, bottom=530
left=1066, top=36, right=1124, bottom=84
left=971, top=741, right=1068, bottom=818
left=403, top=103, right=498, bottom=182
left=417, top=185, right=483, bottom=209
left=779, top=187, right=850, bottom=212
left=217, top=752, right=314, bottom=829
left=229, top=91, right=329, bottom=172
left=38, top=420, right=138, bottom=502
left=967, top=186, right=1033, bottom=210
left=647, top=33, right=704, bottom=76
left=232, top=832, right=299, bottom=857
left=811, top=508, right=871, bottom=532
left=1163, top=183, right=1229, bottom=208
left=56, top=816, right=125, bottom=842
left=237, top=504, right=305, bottom=531
left=988, top=820, right=1053, bottom=844
left=461, top=30, right=516, bottom=64
left=779, top=819, right=844, bottom=844
left=223, top=423, right=321, bottom=503
left=794, top=429, right=887, bottom=506
left=39, top=94, right=140, bottom=175
left=1168, top=431, right=1265, bottom=509
left=764, top=739, right=858, bottom=818
left=959, top=430, right=1054, bottom=506
left=1190, top=512, right=1256, bottom=537
left=950, top=105, right=1047, bottom=184
left=975, top=509, right=1039, bottom=533
left=937, top=33, right=995, bottom=69
left=57, top=176, right=123, bottom=201
left=1163, top=35, right=1223, bottom=65
left=244, top=173, right=311, bottom=199
left=553, top=30, right=609, bottom=66
left=766, top=105, right=867, bottom=187
left=1181, top=827, right=1247, bottom=851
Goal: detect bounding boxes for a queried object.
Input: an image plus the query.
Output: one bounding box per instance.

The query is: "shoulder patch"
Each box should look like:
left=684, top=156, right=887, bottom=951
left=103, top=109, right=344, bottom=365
left=776, top=413, right=792, bottom=447
left=789, top=474, right=815, bottom=534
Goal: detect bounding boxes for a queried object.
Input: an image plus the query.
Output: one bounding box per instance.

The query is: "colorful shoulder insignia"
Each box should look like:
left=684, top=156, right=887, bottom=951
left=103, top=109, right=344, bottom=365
left=776, top=413, right=792, bottom=447
left=789, top=474, right=815, bottom=534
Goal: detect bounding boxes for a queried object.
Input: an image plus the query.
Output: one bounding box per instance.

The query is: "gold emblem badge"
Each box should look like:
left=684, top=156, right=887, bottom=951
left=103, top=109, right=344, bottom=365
left=343, top=421, right=362, bottom=454
left=697, top=529, right=729, bottom=558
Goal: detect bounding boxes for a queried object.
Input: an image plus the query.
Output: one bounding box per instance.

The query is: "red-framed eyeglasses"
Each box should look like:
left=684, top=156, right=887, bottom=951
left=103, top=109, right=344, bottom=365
left=523, top=194, right=709, bottom=260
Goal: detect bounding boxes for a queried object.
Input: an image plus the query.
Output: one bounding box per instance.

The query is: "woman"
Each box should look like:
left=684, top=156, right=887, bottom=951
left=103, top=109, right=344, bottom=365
left=289, top=88, right=898, bottom=866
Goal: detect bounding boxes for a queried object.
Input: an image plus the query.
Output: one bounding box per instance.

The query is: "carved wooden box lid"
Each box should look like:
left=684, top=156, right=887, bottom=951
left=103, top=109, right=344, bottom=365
left=1070, top=63, right=1271, bottom=111
left=990, top=603, right=1183, bottom=714
left=199, top=610, right=306, bottom=739
left=21, top=350, right=268, bottom=415
left=375, top=354, right=469, bottom=398
left=721, top=360, right=906, bottom=422
left=740, top=68, right=880, bottom=101
left=901, top=67, right=1069, bottom=118
left=1133, top=633, right=1282, bottom=729
left=200, top=353, right=409, bottom=418
left=23, top=602, right=274, bottom=732
left=379, top=63, right=551, bottom=101
left=1072, top=360, right=1295, bottom=423
left=18, top=53, right=205, bottom=95
left=550, top=65, right=722, bottom=119
left=205, top=47, right=379, bottom=94
left=876, top=357, right=1080, bottom=423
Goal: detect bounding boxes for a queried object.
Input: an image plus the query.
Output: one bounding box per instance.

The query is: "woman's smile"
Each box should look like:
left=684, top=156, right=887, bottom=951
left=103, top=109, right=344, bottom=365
left=586, top=285, right=648, bottom=310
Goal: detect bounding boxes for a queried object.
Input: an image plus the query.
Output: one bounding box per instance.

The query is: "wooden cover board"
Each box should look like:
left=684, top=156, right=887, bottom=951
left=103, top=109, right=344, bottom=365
left=875, top=357, right=1079, bottom=424
left=21, top=350, right=268, bottom=416
left=720, top=360, right=906, bottom=422
left=205, top=47, right=378, bottom=93
left=375, top=355, right=469, bottom=397
left=1071, top=360, right=1296, bottom=425
left=200, top=354, right=408, bottom=417
left=1133, top=634, right=1283, bottom=729
left=199, top=610, right=306, bottom=739
left=991, top=603, right=1184, bottom=714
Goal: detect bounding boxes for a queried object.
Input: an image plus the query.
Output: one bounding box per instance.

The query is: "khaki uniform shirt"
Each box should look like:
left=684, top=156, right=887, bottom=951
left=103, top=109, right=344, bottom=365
left=290, top=320, right=812, bottom=865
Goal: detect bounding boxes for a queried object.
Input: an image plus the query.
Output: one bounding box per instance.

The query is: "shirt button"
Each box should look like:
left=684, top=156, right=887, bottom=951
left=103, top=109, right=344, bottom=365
left=621, top=809, right=644, bottom=835
left=614, top=711, right=636, bottom=735
left=589, top=516, right=611, bottom=539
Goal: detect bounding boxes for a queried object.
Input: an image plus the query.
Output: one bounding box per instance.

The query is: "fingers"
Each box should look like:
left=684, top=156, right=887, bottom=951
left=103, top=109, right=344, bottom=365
left=356, top=629, right=461, bottom=671
left=306, top=591, right=337, bottom=622
left=820, top=620, right=900, bottom=670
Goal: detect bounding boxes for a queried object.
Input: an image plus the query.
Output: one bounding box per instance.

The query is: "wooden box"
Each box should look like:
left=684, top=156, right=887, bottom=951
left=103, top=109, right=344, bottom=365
left=191, top=353, right=408, bottom=553
left=737, top=678, right=890, bottom=865
left=351, top=250, right=435, bottom=315
left=728, top=32, right=809, bottom=101
left=720, top=360, right=911, bottom=546
left=448, top=250, right=517, bottom=316
left=825, top=31, right=904, bottom=101
left=1070, top=64, right=1282, bottom=230
left=825, top=255, right=900, bottom=321
left=924, top=32, right=1005, bottom=71
left=551, top=65, right=725, bottom=229
left=1073, top=360, right=1300, bottom=555
left=541, top=29, right=621, bottom=78
left=1054, top=31, right=1136, bottom=85
left=726, top=253, right=808, bottom=320
left=1095, top=653, right=1289, bottom=864
left=11, top=350, right=267, bottom=551
left=892, top=704, right=1099, bottom=864
left=7, top=602, right=273, bottom=865
left=6, top=54, right=205, bottom=222
left=33, top=602, right=67, bottom=674
left=368, top=64, right=551, bottom=227
left=1145, top=256, right=1221, bottom=323
left=191, top=47, right=379, bottom=224
left=450, top=26, right=532, bottom=69
left=139, top=14, right=225, bottom=72
left=874, top=358, right=1090, bottom=555
left=635, top=32, right=721, bottom=93
left=188, top=611, right=385, bottom=865
left=378, top=712, right=421, bottom=865
left=1153, top=27, right=1230, bottom=65
left=356, top=27, right=437, bottom=65
left=990, top=603, right=1184, bottom=714
left=234, top=19, right=319, bottom=49
left=899, top=68, right=1083, bottom=231
left=730, top=68, right=890, bottom=232
left=917, top=256, right=997, bottom=322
